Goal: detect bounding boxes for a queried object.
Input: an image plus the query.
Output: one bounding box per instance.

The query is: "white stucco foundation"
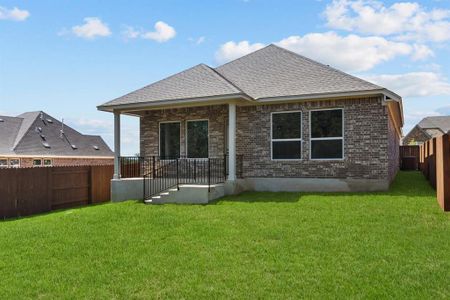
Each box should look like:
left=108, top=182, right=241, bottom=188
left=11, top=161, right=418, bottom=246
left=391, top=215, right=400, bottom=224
left=243, top=177, right=390, bottom=192
left=110, top=177, right=390, bottom=204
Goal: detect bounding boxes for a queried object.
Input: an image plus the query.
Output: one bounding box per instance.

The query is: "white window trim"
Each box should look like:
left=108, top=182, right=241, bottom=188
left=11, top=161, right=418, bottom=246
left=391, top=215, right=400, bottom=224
left=270, top=110, right=303, bottom=161
left=185, top=119, right=209, bottom=159
left=0, top=158, right=8, bottom=168
left=8, top=158, right=20, bottom=168
left=43, top=159, right=53, bottom=167
left=158, top=121, right=182, bottom=159
left=33, top=158, right=43, bottom=167
left=309, top=108, right=345, bottom=161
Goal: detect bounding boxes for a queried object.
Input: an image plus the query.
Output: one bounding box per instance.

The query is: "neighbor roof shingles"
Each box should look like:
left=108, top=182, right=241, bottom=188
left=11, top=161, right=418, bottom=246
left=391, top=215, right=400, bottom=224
left=0, top=111, right=113, bottom=157
left=0, top=116, right=23, bottom=155
left=418, top=116, right=450, bottom=134
left=99, top=44, right=387, bottom=108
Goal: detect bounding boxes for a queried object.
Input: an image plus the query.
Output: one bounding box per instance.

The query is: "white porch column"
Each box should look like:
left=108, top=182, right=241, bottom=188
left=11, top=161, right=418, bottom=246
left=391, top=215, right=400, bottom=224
left=113, top=110, right=121, bottom=179
left=228, top=103, right=236, bottom=181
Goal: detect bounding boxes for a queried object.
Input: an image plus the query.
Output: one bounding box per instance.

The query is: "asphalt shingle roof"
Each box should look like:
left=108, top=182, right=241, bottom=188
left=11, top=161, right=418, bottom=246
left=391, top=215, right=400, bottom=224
left=418, top=116, right=450, bottom=134
left=99, top=44, right=388, bottom=109
left=215, top=44, right=382, bottom=100
left=0, top=111, right=113, bottom=157
left=100, top=64, right=243, bottom=107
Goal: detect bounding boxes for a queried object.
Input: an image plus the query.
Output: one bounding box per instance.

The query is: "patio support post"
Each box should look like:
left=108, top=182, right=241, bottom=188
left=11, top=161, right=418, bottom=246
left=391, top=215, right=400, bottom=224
left=228, top=103, right=236, bottom=181
left=113, top=110, right=121, bottom=179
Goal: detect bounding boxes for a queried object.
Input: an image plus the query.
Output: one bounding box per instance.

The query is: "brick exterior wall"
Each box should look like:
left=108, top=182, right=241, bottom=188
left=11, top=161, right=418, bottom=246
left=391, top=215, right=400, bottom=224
left=140, top=96, right=398, bottom=180
left=387, top=113, right=400, bottom=182
left=4, top=157, right=113, bottom=168
left=237, top=97, right=389, bottom=179
left=403, top=126, right=430, bottom=145
left=140, top=105, right=228, bottom=158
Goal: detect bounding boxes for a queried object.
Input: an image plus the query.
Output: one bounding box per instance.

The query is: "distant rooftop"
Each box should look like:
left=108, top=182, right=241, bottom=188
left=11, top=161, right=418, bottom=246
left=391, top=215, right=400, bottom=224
left=418, top=116, right=450, bottom=135
left=0, top=111, right=113, bottom=157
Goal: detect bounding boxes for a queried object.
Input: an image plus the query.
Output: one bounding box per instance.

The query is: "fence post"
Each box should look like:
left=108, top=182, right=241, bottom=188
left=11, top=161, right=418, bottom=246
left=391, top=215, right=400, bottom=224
left=208, top=158, right=211, bottom=192
left=176, top=158, right=179, bottom=191
left=194, top=159, right=197, bottom=181
left=436, top=134, right=450, bottom=211
left=223, top=154, right=227, bottom=181
left=152, top=156, right=156, bottom=178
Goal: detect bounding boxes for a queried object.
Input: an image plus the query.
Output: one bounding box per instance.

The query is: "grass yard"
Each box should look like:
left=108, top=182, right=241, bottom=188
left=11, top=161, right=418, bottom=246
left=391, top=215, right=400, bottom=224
left=1, top=171, right=449, bottom=299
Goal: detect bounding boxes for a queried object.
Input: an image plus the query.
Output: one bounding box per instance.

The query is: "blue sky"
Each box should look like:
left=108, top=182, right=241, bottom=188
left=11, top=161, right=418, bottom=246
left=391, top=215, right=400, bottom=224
left=1, top=0, right=450, bottom=155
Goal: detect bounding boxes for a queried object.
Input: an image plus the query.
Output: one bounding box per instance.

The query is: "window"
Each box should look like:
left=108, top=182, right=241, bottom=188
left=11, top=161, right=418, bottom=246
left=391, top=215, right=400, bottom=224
left=271, top=111, right=302, bottom=160
left=310, top=109, right=344, bottom=159
left=0, top=159, right=7, bottom=168
left=9, top=159, right=20, bottom=168
left=159, top=122, right=180, bottom=159
left=33, top=159, right=43, bottom=167
left=44, top=159, right=52, bottom=166
left=187, top=120, right=208, bottom=158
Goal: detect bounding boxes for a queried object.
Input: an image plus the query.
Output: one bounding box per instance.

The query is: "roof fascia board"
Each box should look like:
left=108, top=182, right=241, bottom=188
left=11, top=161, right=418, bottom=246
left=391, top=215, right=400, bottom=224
left=98, top=93, right=254, bottom=113
left=255, top=89, right=387, bottom=103
left=0, top=155, right=114, bottom=159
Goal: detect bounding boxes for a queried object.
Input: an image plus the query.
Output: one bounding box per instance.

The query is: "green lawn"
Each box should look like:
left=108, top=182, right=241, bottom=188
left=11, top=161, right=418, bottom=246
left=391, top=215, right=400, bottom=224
left=1, top=172, right=449, bottom=299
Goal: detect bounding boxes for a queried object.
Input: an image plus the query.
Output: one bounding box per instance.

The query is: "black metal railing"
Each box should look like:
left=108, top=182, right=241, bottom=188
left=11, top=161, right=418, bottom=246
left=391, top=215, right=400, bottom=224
left=120, top=154, right=243, bottom=179
left=124, top=154, right=243, bottom=201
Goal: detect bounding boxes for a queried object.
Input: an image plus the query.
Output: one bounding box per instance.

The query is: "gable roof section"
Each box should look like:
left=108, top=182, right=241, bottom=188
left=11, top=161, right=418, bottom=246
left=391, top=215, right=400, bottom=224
left=215, top=44, right=384, bottom=100
left=97, top=44, right=403, bottom=127
left=0, top=111, right=113, bottom=157
left=0, top=115, right=23, bottom=155
left=100, top=64, right=245, bottom=108
left=417, top=116, right=450, bottom=134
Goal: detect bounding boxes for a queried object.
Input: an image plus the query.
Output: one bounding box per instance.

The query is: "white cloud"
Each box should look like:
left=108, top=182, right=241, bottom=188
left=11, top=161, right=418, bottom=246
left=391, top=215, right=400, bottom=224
left=364, top=72, right=450, bottom=97
left=121, top=21, right=176, bottom=43
left=215, top=41, right=265, bottom=64
left=189, top=36, right=205, bottom=45
left=71, top=17, right=111, bottom=39
left=216, top=32, right=418, bottom=72
left=324, top=0, right=450, bottom=42
left=277, top=32, right=415, bottom=72
left=122, top=25, right=140, bottom=40
left=411, top=44, right=434, bottom=61
left=142, top=21, right=176, bottom=42
left=436, top=106, right=450, bottom=115
left=0, top=6, right=29, bottom=21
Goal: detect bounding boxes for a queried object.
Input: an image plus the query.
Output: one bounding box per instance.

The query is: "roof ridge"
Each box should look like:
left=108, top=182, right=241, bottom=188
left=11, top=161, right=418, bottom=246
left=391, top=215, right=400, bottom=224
left=199, top=64, right=243, bottom=93
left=100, top=63, right=242, bottom=107
left=215, top=44, right=271, bottom=69
left=12, top=111, right=41, bottom=149
left=207, top=65, right=251, bottom=97
left=268, top=44, right=383, bottom=91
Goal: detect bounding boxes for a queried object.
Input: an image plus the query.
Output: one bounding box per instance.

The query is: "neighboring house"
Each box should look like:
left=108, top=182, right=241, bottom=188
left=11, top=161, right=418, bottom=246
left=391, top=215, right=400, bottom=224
left=403, top=116, right=450, bottom=145
left=0, top=111, right=114, bottom=168
left=98, top=44, right=404, bottom=202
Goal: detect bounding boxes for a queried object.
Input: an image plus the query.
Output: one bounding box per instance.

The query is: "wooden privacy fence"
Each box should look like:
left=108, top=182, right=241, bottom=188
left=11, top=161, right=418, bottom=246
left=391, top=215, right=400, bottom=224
left=419, top=134, right=450, bottom=211
left=0, top=165, right=113, bottom=219
left=399, top=145, right=420, bottom=170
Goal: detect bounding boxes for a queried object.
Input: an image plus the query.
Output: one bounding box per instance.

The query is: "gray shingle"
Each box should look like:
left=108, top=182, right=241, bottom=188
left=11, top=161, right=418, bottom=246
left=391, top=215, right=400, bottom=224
left=418, top=116, right=450, bottom=134
left=0, top=111, right=113, bottom=157
left=99, top=44, right=391, bottom=109
left=215, top=44, right=383, bottom=100
left=0, top=115, right=23, bottom=155
left=100, top=64, right=243, bottom=107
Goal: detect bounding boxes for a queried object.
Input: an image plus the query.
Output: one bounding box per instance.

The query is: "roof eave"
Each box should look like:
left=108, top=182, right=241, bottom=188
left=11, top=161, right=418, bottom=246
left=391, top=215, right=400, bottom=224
left=97, top=93, right=254, bottom=113
left=255, top=89, right=388, bottom=103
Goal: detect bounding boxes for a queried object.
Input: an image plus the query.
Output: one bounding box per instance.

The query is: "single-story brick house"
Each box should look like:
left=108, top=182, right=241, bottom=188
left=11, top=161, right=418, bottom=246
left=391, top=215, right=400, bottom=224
left=0, top=111, right=113, bottom=168
left=98, top=44, right=403, bottom=203
left=403, top=116, right=450, bottom=145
